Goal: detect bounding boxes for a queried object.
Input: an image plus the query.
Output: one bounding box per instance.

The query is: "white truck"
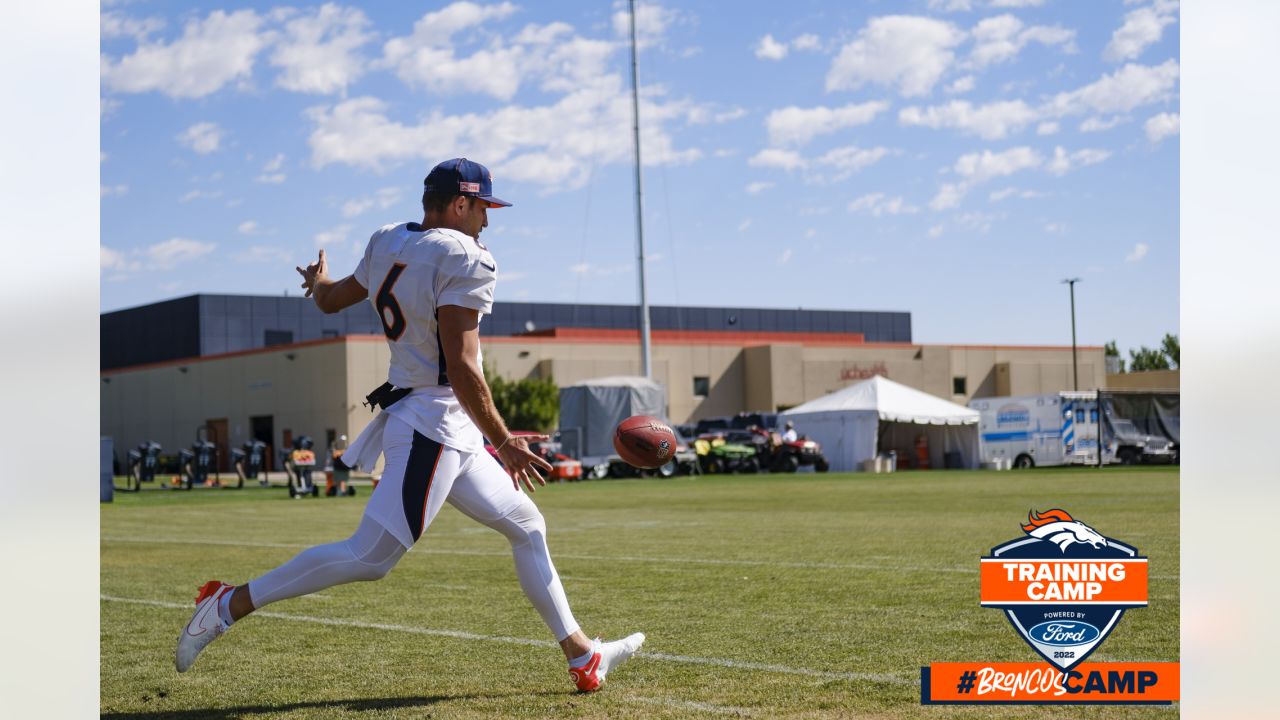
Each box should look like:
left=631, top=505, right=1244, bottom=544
left=968, top=392, right=1107, bottom=468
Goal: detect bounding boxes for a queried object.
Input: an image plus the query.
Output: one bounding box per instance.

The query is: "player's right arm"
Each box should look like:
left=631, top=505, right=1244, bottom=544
left=297, top=249, right=368, bottom=314
left=437, top=304, right=552, bottom=492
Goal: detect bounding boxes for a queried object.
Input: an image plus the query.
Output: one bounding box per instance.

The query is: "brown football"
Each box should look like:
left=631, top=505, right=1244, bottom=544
left=613, top=415, right=677, bottom=469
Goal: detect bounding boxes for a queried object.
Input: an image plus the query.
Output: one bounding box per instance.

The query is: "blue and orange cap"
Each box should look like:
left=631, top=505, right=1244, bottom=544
left=424, top=158, right=512, bottom=208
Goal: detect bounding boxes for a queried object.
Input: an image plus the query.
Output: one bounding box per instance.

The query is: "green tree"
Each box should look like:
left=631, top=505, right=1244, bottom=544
left=1128, top=346, right=1171, bottom=372
left=484, top=364, right=559, bottom=432
left=1105, top=340, right=1126, bottom=373
left=1160, top=333, right=1179, bottom=368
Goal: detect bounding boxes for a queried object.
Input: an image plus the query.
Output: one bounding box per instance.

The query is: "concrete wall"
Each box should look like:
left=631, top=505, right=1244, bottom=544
left=101, top=339, right=356, bottom=469
left=101, top=334, right=1110, bottom=465
left=479, top=337, right=1107, bottom=422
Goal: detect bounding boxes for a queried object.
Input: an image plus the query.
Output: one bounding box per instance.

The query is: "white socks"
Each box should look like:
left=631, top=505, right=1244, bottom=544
left=217, top=590, right=235, bottom=627
left=569, top=644, right=596, bottom=668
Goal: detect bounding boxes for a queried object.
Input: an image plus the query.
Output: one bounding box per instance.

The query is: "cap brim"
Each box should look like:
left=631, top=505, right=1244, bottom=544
left=479, top=195, right=511, bottom=208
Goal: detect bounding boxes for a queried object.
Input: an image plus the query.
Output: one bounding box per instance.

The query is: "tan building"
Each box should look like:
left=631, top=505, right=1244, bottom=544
left=100, top=329, right=1104, bottom=470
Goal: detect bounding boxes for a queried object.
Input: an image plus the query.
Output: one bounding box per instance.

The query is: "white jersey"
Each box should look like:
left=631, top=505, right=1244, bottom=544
left=353, top=222, right=497, bottom=452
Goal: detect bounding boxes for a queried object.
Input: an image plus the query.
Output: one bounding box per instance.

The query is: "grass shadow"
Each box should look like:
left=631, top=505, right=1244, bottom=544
left=101, top=690, right=566, bottom=719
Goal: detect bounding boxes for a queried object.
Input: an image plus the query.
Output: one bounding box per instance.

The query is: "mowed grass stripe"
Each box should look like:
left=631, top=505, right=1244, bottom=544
left=101, top=535, right=979, bottom=574
left=103, top=594, right=908, bottom=684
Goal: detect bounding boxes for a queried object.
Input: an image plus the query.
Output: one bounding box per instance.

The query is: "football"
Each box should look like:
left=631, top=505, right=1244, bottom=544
left=613, top=415, right=677, bottom=469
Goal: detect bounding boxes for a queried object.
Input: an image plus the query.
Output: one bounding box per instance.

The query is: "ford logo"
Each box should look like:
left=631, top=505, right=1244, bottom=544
left=1028, top=621, right=1100, bottom=646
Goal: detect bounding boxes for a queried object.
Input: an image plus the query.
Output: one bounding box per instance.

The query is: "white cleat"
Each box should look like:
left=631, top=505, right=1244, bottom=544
left=175, top=580, right=234, bottom=672
left=569, top=632, right=646, bottom=692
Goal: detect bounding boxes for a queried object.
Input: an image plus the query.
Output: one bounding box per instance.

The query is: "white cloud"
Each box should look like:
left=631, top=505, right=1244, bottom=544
left=101, top=245, right=138, bottom=273
left=1044, top=222, right=1066, bottom=235
left=765, top=101, right=890, bottom=146
left=342, top=187, right=403, bottom=218
left=1105, top=0, right=1179, bottom=62
left=271, top=3, right=374, bottom=94
left=179, top=189, right=222, bottom=202
left=314, top=223, right=354, bottom=249
left=755, top=34, right=788, bottom=60
left=1036, top=121, right=1060, bottom=135
left=955, top=146, right=1042, bottom=183
left=738, top=218, right=753, bottom=232
left=990, top=0, right=1046, bottom=7
left=101, top=11, right=164, bottom=42
left=748, top=148, right=806, bottom=172
left=101, top=9, right=272, bottom=98
left=928, top=0, right=973, bottom=10
left=745, top=181, right=774, bottom=195
left=236, top=245, right=293, bottom=264
left=898, top=99, right=1036, bottom=139
left=100, top=98, right=123, bottom=120
left=382, top=3, right=555, bottom=101
left=928, top=224, right=944, bottom=238
left=142, top=238, right=216, bottom=269
left=816, top=146, right=891, bottom=177
left=945, top=75, right=975, bottom=94
left=931, top=146, right=1042, bottom=209
left=713, top=108, right=748, bottom=123
left=238, top=220, right=260, bottom=234
left=255, top=153, right=287, bottom=184
left=1079, top=115, right=1127, bottom=132
left=1145, top=111, right=1179, bottom=143
left=1044, top=60, right=1180, bottom=117
left=1126, top=242, right=1150, bottom=262
left=100, top=184, right=129, bottom=197
left=793, top=34, right=821, bottom=52
left=955, top=211, right=997, bottom=233
left=612, top=2, right=678, bottom=48
left=848, top=193, right=919, bottom=217
left=177, top=122, right=224, bottom=154
left=989, top=187, right=1047, bottom=202
left=305, top=77, right=702, bottom=188
left=930, top=183, right=966, bottom=211
left=966, top=14, right=1075, bottom=70
left=778, top=248, right=793, bottom=264
left=826, top=15, right=966, bottom=97
left=1047, top=146, right=1111, bottom=175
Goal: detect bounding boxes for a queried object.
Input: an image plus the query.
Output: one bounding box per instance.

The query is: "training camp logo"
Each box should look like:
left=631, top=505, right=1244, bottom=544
left=920, top=508, right=1177, bottom=705
left=981, top=509, right=1147, bottom=671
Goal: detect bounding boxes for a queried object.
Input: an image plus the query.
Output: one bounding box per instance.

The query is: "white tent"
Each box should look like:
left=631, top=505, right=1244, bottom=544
left=780, top=376, right=980, bottom=472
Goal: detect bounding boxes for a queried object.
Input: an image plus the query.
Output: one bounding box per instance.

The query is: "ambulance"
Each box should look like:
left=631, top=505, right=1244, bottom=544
left=968, top=392, right=1110, bottom=468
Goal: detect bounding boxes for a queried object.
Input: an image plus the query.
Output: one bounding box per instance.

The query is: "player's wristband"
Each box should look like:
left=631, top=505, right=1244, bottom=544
left=496, top=435, right=513, bottom=452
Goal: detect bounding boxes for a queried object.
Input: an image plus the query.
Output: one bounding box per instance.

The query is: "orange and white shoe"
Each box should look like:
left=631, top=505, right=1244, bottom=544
left=569, top=632, right=646, bottom=692
left=175, top=580, right=234, bottom=672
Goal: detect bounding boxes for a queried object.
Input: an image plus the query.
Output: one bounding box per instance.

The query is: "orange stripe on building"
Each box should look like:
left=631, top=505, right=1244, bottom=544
left=979, top=559, right=1148, bottom=605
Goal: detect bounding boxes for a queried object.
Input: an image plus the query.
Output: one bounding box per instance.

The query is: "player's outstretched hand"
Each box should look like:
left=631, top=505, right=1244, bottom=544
left=296, top=249, right=328, bottom=297
left=497, top=435, right=554, bottom=493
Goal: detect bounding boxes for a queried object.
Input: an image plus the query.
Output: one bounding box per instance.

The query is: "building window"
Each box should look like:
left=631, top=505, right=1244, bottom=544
left=264, top=330, right=293, bottom=347
left=321, top=329, right=339, bottom=339
left=693, top=376, right=710, bottom=397
left=952, top=376, right=967, bottom=395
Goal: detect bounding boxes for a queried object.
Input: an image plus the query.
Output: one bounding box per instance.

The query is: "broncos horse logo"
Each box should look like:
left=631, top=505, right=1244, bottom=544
left=1021, top=509, right=1108, bottom=552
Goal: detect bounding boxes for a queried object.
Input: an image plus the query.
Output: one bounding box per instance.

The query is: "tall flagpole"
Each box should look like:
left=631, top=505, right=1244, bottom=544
left=628, top=0, right=653, bottom=378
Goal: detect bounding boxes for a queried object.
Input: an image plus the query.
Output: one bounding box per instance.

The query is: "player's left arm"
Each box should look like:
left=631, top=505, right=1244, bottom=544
left=437, top=304, right=552, bottom=492
left=297, top=249, right=367, bottom=314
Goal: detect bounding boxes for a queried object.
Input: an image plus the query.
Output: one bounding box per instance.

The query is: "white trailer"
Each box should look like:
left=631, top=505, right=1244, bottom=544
left=968, top=392, right=1109, bottom=468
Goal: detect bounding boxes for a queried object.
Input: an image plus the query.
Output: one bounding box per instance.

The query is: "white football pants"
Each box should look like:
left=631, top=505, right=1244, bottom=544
left=246, top=415, right=581, bottom=641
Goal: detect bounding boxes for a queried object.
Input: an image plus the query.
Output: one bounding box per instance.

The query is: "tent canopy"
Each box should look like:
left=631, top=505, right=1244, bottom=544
left=558, top=376, right=666, bottom=462
left=781, top=375, right=979, bottom=425
left=780, top=376, right=979, bottom=471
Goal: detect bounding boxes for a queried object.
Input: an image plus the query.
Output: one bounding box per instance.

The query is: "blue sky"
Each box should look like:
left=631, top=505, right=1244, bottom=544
left=100, top=0, right=1179, bottom=354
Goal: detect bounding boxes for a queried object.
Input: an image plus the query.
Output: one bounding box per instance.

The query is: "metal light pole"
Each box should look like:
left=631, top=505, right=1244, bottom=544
left=1061, top=278, right=1081, bottom=390
left=628, top=0, right=653, bottom=378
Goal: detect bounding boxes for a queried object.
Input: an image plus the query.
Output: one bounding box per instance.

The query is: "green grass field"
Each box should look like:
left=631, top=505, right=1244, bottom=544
left=101, top=467, right=1179, bottom=718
